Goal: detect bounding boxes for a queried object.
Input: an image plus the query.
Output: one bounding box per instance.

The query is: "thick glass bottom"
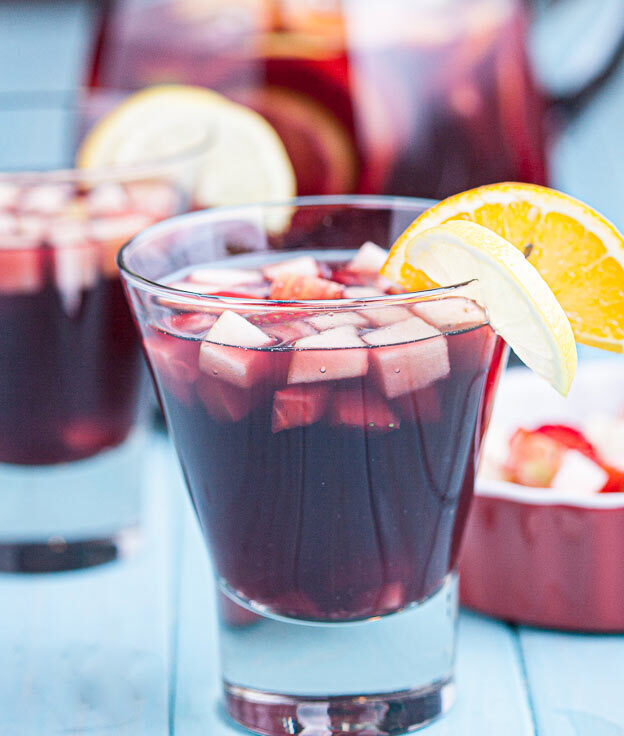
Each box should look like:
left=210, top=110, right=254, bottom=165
left=0, top=430, right=144, bottom=573
left=225, top=678, right=455, bottom=736
left=219, top=574, right=458, bottom=735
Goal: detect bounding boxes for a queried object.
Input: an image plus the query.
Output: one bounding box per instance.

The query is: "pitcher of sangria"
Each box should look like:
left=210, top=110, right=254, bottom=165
left=90, top=0, right=623, bottom=199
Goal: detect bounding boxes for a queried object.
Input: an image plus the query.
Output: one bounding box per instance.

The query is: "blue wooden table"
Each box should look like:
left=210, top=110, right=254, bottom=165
left=1, top=3, right=623, bottom=734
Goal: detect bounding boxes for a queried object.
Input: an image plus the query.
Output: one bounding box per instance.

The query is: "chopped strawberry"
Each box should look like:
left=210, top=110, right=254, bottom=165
left=271, top=383, right=332, bottom=432
left=199, top=311, right=275, bottom=387
left=262, top=255, right=320, bottom=281
left=144, top=333, right=200, bottom=406
left=270, top=274, right=343, bottom=300
left=393, top=385, right=442, bottom=423
left=503, top=428, right=565, bottom=487
left=363, top=317, right=449, bottom=398
left=330, top=387, right=400, bottom=432
left=196, top=373, right=264, bottom=423
left=288, top=325, right=368, bottom=383
left=534, top=424, right=598, bottom=461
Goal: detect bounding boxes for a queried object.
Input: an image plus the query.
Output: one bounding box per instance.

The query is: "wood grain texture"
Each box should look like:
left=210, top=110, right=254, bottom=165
left=0, top=438, right=177, bottom=736
left=519, top=628, right=624, bottom=736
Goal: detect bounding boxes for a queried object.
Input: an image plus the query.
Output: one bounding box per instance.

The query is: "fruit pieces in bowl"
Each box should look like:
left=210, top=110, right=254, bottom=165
left=483, top=418, right=624, bottom=496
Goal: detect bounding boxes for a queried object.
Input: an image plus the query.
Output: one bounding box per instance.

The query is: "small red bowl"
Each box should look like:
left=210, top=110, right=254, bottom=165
left=460, top=361, right=624, bottom=632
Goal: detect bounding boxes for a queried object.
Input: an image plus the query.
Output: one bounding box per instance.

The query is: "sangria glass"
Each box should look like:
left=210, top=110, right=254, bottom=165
left=0, top=97, right=209, bottom=572
left=119, top=197, right=507, bottom=735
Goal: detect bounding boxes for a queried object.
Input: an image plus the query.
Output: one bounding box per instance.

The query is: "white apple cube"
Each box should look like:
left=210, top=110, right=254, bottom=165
left=362, top=306, right=413, bottom=327
left=188, top=267, right=263, bottom=286
left=263, top=255, right=320, bottom=281
left=412, top=297, right=486, bottom=332
left=306, top=311, right=368, bottom=331
left=199, top=310, right=275, bottom=387
left=363, top=316, right=450, bottom=398
left=347, top=241, right=388, bottom=273
left=551, top=450, right=609, bottom=496
left=288, top=325, right=368, bottom=384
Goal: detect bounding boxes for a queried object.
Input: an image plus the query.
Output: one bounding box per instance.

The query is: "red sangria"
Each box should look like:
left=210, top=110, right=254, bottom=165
left=0, top=98, right=207, bottom=572
left=119, top=198, right=506, bottom=734
left=91, top=0, right=547, bottom=199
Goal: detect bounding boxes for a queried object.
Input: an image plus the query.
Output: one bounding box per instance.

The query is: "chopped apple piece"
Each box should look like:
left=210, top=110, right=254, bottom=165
left=288, top=325, right=368, bottom=383
left=551, top=450, right=609, bottom=495
left=363, top=317, right=449, bottom=398
left=270, top=274, right=343, bottom=300
left=412, top=297, right=486, bottom=332
left=188, top=267, right=264, bottom=286
left=343, top=285, right=385, bottom=298
left=330, top=388, right=400, bottom=431
left=362, top=306, right=413, bottom=326
left=306, top=311, right=368, bottom=331
left=199, top=311, right=274, bottom=387
left=347, top=241, right=388, bottom=273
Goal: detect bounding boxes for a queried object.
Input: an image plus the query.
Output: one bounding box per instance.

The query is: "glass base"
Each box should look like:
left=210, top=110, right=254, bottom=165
left=224, top=678, right=455, bottom=736
left=219, top=574, right=458, bottom=735
left=0, top=430, right=144, bottom=573
left=0, top=526, right=139, bottom=573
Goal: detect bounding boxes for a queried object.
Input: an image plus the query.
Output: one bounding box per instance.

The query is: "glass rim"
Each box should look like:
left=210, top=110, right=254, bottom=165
left=117, top=194, right=481, bottom=312
left=0, top=91, right=215, bottom=184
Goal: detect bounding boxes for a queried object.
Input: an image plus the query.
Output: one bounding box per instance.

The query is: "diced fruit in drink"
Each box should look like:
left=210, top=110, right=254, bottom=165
left=270, top=274, right=343, bottom=300
left=362, top=305, right=413, bottom=326
left=199, top=311, right=274, bottom=387
left=271, top=383, right=332, bottom=432
left=53, top=244, right=99, bottom=308
left=412, top=297, right=486, bottom=332
left=86, top=183, right=128, bottom=214
left=306, top=311, right=368, bottom=331
left=393, top=385, right=442, bottom=423
left=21, top=184, right=72, bottom=214
left=126, top=181, right=180, bottom=218
left=196, top=373, right=264, bottom=422
left=533, top=424, right=597, bottom=460
left=188, top=267, right=264, bottom=286
left=330, top=387, right=400, bottom=432
left=0, top=182, right=20, bottom=210
left=265, top=319, right=317, bottom=344
left=218, top=592, right=261, bottom=627
left=168, top=311, right=219, bottom=336
left=262, top=255, right=320, bottom=281
left=347, top=241, right=388, bottom=274
left=376, top=582, right=406, bottom=612
left=0, top=244, right=42, bottom=294
left=363, top=317, right=449, bottom=398
left=288, top=325, right=368, bottom=383
left=550, top=450, right=609, bottom=496
left=90, top=212, right=155, bottom=275
left=144, top=333, right=201, bottom=405
left=343, top=285, right=384, bottom=298
left=503, top=428, right=565, bottom=487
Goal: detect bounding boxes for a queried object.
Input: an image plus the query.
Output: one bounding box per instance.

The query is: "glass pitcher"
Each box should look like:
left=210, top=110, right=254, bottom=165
left=90, top=0, right=624, bottom=199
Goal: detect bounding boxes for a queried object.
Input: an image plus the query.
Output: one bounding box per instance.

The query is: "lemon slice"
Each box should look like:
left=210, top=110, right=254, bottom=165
left=382, top=183, right=624, bottom=353
left=390, top=220, right=577, bottom=395
left=77, top=85, right=296, bottom=231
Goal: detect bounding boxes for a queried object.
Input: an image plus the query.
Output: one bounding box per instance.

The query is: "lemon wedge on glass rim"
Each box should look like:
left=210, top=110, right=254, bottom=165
left=382, top=183, right=624, bottom=354
left=77, top=85, right=296, bottom=231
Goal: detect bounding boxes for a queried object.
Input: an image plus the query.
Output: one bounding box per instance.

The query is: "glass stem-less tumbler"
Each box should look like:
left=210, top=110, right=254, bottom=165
left=119, top=197, right=506, bottom=735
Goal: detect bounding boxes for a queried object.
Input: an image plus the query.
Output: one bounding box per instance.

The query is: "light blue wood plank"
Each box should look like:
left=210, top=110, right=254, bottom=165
left=170, top=449, right=534, bottom=735
left=0, top=436, right=178, bottom=736
left=519, top=628, right=624, bottom=736
left=0, top=1, right=96, bottom=95
left=0, top=106, right=74, bottom=170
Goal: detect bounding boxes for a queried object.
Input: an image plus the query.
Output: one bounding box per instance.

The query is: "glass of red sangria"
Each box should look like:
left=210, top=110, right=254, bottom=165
left=0, top=98, right=209, bottom=572
left=119, top=196, right=507, bottom=735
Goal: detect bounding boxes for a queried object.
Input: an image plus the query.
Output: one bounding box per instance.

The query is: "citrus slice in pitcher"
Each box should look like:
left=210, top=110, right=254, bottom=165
left=77, top=85, right=296, bottom=230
